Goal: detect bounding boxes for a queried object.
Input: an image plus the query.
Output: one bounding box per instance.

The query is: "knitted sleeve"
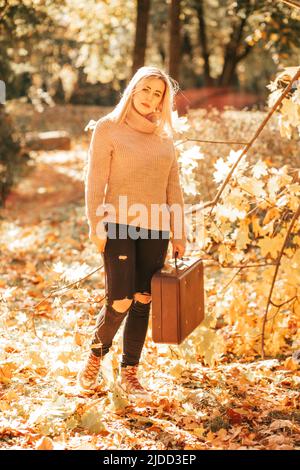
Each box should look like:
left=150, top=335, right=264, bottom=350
left=85, top=117, right=113, bottom=239
left=166, top=144, right=187, bottom=245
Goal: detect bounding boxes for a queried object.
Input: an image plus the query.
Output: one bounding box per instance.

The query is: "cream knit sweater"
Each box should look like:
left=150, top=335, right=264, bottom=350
left=85, top=104, right=187, bottom=245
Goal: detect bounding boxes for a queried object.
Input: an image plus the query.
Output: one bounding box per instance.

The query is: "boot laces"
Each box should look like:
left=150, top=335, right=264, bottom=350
left=122, top=366, right=148, bottom=392
left=84, top=353, right=101, bottom=380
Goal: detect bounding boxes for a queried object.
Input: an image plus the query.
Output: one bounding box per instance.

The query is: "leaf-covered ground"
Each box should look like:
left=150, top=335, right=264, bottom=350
left=1, top=132, right=300, bottom=450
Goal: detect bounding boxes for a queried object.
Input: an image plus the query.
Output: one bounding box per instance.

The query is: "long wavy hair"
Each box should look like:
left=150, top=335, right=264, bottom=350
left=108, top=66, right=180, bottom=139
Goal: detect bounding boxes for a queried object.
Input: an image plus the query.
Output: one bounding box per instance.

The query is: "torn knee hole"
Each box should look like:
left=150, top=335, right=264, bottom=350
left=112, top=297, right=133, bottom=313
left=118, top=255, right=128, bottom=260
left=134, top=292, right=152, bottom=303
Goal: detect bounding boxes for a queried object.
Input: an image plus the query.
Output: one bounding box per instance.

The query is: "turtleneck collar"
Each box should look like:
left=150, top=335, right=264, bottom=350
left=124, top=104, right=158, bottom=134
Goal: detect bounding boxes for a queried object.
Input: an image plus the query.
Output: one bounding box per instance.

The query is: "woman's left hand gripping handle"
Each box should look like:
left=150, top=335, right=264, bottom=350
left=90, top=234, right=107, bottom=253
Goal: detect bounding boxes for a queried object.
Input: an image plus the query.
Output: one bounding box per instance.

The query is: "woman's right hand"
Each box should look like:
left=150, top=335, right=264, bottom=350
left=90, top=234, right=107, bottom=253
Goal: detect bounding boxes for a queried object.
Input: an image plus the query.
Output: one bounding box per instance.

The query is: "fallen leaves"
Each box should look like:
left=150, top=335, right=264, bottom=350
left=80, top=405, right=107, bottom=434
left=284, top=355, right=300, bottom=371
left=1, top=105, right=300, bottom=450
left=226, top=408, right=244, bottom=425
left=0, top=362, right=18, bottom=385
left=35, top=436, right=54, bottom=450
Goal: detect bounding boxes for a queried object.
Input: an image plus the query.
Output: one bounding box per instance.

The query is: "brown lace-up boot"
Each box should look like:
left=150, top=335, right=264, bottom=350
left=118, top=365, right=152, bottom=402
left=77, top=351, right=103, bottom=390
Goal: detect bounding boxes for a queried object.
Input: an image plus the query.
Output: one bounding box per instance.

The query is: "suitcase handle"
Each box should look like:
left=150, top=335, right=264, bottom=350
left=174, top=250, right=179, bottom=269
left=174, top=251, right=189, bottom=270
left=174, top=252, right=195, bottom=271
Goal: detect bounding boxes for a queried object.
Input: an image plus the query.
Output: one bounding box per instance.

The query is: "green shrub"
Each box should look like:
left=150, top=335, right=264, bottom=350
left=0, top=104, right=30, bottom=207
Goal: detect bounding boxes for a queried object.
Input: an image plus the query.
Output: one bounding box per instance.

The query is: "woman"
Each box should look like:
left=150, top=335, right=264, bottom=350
left=77, top=65, right=187, bottom=403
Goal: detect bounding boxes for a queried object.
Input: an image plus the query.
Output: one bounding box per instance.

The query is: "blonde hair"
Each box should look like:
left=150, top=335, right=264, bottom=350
left=108, top=66, right=179, bottom=139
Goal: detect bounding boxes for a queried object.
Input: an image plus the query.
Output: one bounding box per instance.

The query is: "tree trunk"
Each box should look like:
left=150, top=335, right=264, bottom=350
left=158, top=44, right=166, bottom=64
left=218, top=2, right=252, bottom=87
left=194, top=0, right=213, bottom=86
left=219, top=47, right=239, bottom=87
left=132, top=0, right=151, bottom=75
left=168, top=0, right=181, bottom=82
left=218, top=27, right=243, bottom=86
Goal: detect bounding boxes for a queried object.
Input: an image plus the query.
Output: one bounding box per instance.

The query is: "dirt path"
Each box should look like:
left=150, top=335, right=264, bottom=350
left=1, top=148, right=85, bottom=225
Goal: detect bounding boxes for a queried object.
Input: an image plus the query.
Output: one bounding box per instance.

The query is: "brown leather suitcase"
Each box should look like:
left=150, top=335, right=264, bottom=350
left=151, top=256, right=205, bottom=344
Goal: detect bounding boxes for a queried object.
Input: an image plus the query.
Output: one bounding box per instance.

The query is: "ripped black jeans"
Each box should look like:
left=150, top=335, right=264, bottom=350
left=91, top=222, right=170, bottom=367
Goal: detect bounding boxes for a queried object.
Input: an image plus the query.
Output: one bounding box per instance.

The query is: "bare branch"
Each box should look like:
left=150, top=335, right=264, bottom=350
left=175, top=138, right=248, bottom=146
left=279, top=0, right=300, bottom=10
left=261, top=204, right=300, bottom=358
left=24, top=263, right=105, bottom=342
left=220, top=267, right=243, bottom=293
left=270, top=295, right=298, bottom=309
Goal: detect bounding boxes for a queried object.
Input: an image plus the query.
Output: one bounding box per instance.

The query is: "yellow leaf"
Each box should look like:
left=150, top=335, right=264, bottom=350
left=35, top=437, right=54, bottom=450
left=263, top=207, right=281, bottom=225
left=257, top=234, right=284, bottom=258
left=206, top=431, right=216, bottom=441
left=233, top=408, right=250, bottom=415
left=281, top=99, right=300, bottom=122
left=28, top=351, right=46, bottom=367
left=168, top=360, right=187, bottom=377
left=213, top=158, right=230, bottom=184
left=284, top=356, right=299, bottom=371
left=74, top=331, right=85, bottom=346
left=192, top=427, right=206, bottom=437
left=267, top=175, right=281, bottom=201
left=217, top=428, right=228, bottom=439
left=239, top=176, right=266, bottom=198
left=233, top=222, right=251, bottom=250
left=252, top=160, right=268, bottom=179
left=251, top=216, right=264, bottom=237
left=81, top=406, right=106, bottom=434
left=0, top=362, right=18, bottom=385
